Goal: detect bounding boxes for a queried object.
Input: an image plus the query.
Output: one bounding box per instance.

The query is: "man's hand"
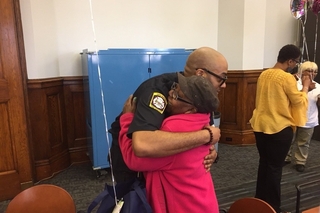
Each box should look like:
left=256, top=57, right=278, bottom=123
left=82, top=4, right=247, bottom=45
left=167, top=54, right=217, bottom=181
left=203, top=145, right=218, bottom=172
left=122, top=94, right=137, bottom=114
left=202, top=126, right=220, bottom=172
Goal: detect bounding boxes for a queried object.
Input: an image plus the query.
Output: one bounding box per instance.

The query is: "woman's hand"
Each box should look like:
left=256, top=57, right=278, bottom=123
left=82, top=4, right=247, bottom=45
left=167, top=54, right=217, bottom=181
left=301, top=71, right=312, bottom=92
left=122, top=94, right=137, bottom=114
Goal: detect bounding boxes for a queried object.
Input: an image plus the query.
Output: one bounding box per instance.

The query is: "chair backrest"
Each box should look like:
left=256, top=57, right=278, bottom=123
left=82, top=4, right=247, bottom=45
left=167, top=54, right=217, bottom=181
left=228, top=197, right=276, bottom=213
left=296, top=179, right=320, bottom=213
left=5, top=184, right=76, bottom=213
left=302, top=206, right=320, bottom=213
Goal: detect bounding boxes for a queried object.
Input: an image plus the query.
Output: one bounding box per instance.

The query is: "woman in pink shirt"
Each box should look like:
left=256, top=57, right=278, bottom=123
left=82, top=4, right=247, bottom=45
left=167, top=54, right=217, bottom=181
left=119, top=74, right=220, bottom=213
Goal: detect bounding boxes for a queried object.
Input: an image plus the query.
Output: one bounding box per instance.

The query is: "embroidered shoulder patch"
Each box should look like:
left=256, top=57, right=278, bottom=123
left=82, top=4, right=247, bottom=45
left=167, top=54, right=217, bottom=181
left=149, top=92, right=167, bottom=114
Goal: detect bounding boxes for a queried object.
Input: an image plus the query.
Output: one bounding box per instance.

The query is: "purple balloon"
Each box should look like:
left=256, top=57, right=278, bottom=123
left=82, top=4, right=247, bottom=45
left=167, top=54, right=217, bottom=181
left=312, top=0, right=320, bottom=14
left=291, top=0, right=307, bottom=19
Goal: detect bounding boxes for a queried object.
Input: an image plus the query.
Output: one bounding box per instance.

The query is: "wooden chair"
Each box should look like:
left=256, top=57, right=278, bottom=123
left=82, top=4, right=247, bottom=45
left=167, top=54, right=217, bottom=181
left=5, top=184, right=76, bottom=213
left=302, top=206, right=320, bottom=213
left=228, top=197, right=276, bottom=213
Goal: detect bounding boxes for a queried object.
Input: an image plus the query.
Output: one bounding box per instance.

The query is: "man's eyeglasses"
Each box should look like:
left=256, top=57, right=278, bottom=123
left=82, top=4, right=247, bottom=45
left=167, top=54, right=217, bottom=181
left=197, top=68, right=227, bottom=86
left=171, top=82, right=193, bottom=105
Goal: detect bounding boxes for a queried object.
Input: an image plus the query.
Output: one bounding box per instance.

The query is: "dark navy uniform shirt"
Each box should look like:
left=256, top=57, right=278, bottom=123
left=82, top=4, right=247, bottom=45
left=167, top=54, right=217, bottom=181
left=109, top=72, right=214, bottom=180
left=127, top=72, right=178, bottom=137
left=109, top=72, right=178, bottom=178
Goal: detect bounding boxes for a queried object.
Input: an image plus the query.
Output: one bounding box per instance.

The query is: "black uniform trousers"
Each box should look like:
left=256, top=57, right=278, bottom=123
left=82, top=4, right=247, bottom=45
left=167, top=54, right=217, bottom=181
left=254, top=127, right=293, bottom=213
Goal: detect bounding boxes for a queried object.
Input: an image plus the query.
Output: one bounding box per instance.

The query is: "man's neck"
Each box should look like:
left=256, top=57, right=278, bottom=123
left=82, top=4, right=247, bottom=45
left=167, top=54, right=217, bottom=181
left=272, top=62, right=287, bottom=71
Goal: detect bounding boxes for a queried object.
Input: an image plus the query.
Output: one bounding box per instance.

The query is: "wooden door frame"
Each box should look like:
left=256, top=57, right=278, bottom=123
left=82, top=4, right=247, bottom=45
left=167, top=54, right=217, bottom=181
left=12, top=0, right=35, bottom=185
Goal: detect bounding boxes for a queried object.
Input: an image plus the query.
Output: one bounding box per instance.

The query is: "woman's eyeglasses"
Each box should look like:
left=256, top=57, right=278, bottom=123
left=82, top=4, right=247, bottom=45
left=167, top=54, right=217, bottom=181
left=292, top=59, right=301, bottom=67
left=293, top=59, right=300, bottom=64
left=171, top=82, right=193, bottom=105
left=304, top=69, right=318, bottom=75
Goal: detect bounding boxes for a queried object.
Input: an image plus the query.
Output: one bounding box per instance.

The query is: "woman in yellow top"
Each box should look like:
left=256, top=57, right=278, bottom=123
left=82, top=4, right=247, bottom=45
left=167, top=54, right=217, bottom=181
left=250, top=44, right=312, bottom=213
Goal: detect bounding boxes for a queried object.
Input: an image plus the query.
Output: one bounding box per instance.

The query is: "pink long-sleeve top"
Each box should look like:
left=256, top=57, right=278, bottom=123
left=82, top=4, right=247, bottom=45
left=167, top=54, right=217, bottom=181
left=119, top=112, right=219, bottom=213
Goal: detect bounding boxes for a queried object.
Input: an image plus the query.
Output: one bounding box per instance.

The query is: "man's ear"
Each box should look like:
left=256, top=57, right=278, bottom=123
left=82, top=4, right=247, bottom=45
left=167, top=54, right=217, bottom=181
left=195, top=68, right=205, bottom=77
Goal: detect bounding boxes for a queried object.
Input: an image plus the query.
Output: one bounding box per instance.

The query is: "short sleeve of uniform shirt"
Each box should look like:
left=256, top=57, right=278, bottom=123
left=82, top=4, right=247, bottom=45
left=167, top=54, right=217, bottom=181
left=127, top=72, right=178, bottom=138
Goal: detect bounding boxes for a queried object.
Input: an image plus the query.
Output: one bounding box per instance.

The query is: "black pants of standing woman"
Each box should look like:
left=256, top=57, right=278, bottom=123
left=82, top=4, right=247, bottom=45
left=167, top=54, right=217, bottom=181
left=254, top=127, right=293, bottom=213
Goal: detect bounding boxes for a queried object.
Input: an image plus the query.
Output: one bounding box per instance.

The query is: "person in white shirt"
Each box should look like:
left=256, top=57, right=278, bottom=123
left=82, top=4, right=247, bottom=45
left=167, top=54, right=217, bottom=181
left=285, top=61, right=320, bottom=172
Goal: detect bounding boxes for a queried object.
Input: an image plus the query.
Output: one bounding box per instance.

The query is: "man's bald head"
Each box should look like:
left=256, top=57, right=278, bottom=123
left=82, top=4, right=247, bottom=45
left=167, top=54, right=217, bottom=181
left=184, top=47, right=228, bottom=77
left=183, top=47, right=228, bottom=90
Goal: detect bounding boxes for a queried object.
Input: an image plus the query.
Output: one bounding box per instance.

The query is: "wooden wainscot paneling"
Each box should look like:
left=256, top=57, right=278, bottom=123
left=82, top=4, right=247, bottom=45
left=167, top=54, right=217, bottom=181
left=218, top=70, right=263, bottom=145
left=63, top=77, right=90, bottom=163
left=28, top=78, right=70, bottom=181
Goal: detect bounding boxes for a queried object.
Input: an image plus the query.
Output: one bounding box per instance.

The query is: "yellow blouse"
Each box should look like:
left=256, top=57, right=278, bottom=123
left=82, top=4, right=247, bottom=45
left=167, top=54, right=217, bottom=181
left=250, top=68, right=308, bottom=134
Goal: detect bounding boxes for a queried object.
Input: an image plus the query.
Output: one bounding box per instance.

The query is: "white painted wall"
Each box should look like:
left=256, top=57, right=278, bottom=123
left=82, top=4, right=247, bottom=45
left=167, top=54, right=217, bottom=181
left=218, top=0, right=300, bottom=70
left=264, top=0, right=300, bottom=68
left=242, top=0, right=266, bottom=70
left=217, top=0, right=245, bottom=70
left=19, top=0, right=299, bottom=79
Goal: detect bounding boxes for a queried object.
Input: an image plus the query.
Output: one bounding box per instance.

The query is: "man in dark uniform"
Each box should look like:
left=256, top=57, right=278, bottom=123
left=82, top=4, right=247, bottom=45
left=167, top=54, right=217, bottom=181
left=109, top=47, right=228, bottom=182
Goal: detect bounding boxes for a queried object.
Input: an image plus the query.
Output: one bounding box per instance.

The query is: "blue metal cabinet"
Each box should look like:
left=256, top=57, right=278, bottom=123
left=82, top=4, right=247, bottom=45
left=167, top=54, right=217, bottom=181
left=81, top=48, right=193, bottom=171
